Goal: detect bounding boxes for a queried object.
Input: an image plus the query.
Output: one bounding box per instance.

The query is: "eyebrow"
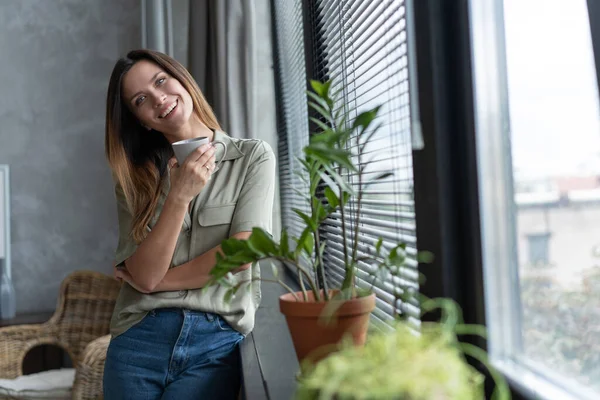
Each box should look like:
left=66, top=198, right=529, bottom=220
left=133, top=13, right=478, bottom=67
left=128, top=71, right=163, bottom=103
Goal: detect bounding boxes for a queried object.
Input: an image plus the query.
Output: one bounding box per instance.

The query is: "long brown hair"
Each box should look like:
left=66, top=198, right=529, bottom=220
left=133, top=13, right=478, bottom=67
left=105, top=49, right=221, bottom=243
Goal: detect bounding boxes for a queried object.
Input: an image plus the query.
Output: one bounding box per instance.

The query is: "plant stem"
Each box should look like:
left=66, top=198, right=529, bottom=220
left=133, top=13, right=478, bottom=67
left=350, top=133, right=364, bottom=298
left=297, top=266, right=308, bottom=301
left=313, top=229, right=329, bottom=301
left=242, top=277, right=301, bottom=301
left=310, top=158, right=328, bottom=300
left=274, top=256, right=320, bottom=300
left=332, top=118, right=351, bottom=293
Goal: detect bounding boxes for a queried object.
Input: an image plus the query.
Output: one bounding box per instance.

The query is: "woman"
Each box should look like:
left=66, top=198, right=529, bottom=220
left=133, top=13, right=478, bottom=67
left=103, top=49, right=275, bottom=399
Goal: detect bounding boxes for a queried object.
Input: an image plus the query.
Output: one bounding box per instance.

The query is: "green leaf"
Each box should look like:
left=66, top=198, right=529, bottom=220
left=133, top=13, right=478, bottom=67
left=324, top=186, right=339, bottom=209
left=280, top=229, right=290, bottom=257
left=309, top=80, right=332, bottom=101
left=227, top=251, right=257, bottom=265
left=363, top=171, right=394, bottom=190
left=319, top=241, right=327, bottom=259
left=373, top=171, right=394, bottom=181
left=309, top=80, right=326, bottom=97
left=309, top=117, right=333, bottom=134
left=308, top=101, right=331, bottom=122
left=314, top=200, right=328, bottom=222
left=295, top=228, right=314, bottom=258
left=303, top=233, right=314, bottom=258
left=389, top=245, right=406, bottom=266
left=221, top=237, right=249, bottom=256
left=322, top=80, right=332, bottom=98
left=304, top=144, right=356, bottom=172
left=341, top=191, right=351, bottom=207
left=306, top=91, right=330, bottom=111
left=293, top=208, right=317, bottom=232
left=375, top=238, right=383, bottom=254
left=320, top=165, right=355, bottom=196
left=417, top=251, right=435, bottom=264
left=248, top=228, right=278, bottom=256
left=352, top=106, right=381, bottom=130
left=359, top=122, right=383, bottom=152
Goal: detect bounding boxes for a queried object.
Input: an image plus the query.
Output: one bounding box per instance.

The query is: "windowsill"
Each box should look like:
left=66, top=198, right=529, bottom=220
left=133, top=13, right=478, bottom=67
left=494, top=358, right=599, bottom=400
left=240, top=264, right=300, bottom=399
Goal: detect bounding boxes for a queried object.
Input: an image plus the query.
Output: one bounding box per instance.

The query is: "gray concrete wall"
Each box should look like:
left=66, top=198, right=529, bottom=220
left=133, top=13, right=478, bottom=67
left=0, top=0, right=140, bottom=313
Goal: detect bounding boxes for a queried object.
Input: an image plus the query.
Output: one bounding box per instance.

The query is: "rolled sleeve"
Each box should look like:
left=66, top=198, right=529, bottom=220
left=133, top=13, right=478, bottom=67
left=229, top=142, right=276, bottom=236
left=114, top=183, right=138, bottom=266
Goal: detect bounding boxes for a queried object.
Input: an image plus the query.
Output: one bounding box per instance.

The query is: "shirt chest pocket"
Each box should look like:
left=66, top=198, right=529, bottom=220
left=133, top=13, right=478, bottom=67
left=197, top=203, right=236, bottom=244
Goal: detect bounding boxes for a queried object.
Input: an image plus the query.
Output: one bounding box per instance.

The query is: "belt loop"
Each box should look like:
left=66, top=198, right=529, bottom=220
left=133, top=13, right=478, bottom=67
left=205, top=312, right=214, bottom=322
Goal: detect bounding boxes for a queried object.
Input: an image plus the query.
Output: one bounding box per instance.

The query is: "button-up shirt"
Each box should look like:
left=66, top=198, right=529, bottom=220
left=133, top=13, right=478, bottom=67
left=109, top=130, right=276, bottom=337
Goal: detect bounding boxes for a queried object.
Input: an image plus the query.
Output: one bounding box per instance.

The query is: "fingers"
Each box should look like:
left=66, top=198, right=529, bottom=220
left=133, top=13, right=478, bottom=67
left=195, top=149, right=216, bottom=169
left=187, top=144, right=213, bottom=163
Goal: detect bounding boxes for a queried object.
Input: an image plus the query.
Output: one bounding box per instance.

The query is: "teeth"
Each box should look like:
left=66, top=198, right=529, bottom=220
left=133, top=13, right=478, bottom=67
left=160, top=101, right=177, bottom=118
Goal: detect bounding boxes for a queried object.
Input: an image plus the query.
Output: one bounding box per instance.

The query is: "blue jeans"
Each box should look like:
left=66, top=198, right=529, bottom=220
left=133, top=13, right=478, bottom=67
left=103, top=308, right=245, bottom=400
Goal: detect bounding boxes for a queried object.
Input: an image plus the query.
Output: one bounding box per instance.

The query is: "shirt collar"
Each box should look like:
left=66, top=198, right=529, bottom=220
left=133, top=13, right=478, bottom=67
left=213, top=129, right=245, bottom=161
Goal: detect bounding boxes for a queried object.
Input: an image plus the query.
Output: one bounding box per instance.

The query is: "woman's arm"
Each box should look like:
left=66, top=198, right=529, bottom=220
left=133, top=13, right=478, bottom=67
left=122, top=144, right=217, bottom=292
left=116, top=231, right=251, bottom=292
left=153, top=231, right=252, bottom=292
left=122, top=195, right=188, bottom=292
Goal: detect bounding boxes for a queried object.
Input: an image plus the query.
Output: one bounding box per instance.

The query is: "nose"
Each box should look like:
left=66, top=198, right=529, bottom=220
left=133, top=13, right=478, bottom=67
left=152, top=91, right=167, bottom=108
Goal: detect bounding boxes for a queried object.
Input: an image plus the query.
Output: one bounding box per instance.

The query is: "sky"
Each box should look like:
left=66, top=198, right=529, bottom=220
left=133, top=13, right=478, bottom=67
left=504, top=0, right=600, bottom=180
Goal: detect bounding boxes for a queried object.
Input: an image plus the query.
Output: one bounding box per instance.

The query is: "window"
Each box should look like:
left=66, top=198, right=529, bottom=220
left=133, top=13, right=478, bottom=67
left=471, top=0, right=600, bottom=398
left=271, top=0, right=422, bottom=327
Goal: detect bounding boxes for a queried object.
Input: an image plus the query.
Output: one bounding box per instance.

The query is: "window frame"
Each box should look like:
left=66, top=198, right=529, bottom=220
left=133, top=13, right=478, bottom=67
left=470, top=0, right=600, bottom=399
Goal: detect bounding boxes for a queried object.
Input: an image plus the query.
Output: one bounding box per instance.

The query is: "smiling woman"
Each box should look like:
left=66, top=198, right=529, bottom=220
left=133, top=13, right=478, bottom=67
left=102, top=49, right=276, bottom=400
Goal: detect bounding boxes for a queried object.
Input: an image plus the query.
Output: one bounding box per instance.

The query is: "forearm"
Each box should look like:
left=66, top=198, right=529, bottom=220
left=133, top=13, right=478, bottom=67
left=152, top=245, right=219, bottom=291
left=153, top=232, right=252, bottom=292
left=125, top=195, right=188, bottom=291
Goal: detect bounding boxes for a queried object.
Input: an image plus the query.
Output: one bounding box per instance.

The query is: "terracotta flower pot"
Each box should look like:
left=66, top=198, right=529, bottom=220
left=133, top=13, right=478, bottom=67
left=279, top=290, right=376, bottom=363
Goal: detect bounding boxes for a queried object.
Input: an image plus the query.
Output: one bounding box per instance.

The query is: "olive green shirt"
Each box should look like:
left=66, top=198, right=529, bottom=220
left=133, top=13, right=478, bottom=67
left=109, top=130, right=276, bottom=338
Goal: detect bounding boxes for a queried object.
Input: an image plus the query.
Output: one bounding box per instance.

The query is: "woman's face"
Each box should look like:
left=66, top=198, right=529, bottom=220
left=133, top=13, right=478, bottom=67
left=121, top=59, right=194, bottom=135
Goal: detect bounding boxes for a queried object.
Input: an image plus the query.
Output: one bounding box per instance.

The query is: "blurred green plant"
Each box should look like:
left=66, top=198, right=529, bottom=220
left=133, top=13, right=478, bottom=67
left=295, top=298, right=511, bottom=400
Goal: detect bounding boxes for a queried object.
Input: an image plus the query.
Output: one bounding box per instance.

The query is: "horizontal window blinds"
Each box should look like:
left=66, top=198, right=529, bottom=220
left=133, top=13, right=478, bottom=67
left=272, top=0, right=419, bottom=328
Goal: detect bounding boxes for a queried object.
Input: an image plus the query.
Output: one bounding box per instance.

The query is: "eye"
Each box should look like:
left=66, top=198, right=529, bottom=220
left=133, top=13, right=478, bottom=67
left=135, top=95, right=146, bottom=106
left=156, top=77, right=166, bottom=86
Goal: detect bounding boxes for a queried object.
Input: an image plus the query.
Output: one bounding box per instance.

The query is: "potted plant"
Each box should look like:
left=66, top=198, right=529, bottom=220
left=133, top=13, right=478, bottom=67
left=209, top=80, right=430, bottom=363
left=295, top=298, right=511, bottom=400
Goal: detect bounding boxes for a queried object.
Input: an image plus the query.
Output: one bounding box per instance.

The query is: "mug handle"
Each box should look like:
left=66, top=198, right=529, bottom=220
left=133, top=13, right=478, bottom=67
left=212, top=140, right=228, bottom=172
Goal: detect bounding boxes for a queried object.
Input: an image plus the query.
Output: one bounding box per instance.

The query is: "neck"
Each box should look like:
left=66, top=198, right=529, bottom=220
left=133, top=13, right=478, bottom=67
left=163, top=116, right=214, bottom=143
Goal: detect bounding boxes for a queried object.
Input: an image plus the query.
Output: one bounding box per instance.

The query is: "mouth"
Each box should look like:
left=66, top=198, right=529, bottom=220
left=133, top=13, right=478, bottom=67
left=159, top=99, right=178, bottom=119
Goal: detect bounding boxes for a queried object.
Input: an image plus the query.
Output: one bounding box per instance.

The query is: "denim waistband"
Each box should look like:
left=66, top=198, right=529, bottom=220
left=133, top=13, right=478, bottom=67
left=150, top=307, right=220, bottom=321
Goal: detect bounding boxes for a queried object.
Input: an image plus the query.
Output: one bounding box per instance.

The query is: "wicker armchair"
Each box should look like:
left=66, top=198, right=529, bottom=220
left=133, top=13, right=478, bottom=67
left=0, top=270, right=121, bottom=399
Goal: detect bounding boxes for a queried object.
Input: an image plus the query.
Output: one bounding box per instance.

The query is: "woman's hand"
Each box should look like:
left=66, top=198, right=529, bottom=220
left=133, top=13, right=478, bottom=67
left=114, top=265, right=151, bottom=294
left=168, top=144, right=217, bottom=206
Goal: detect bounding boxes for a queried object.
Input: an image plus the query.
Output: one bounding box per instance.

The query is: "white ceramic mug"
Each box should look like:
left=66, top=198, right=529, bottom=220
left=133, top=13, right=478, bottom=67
left=172, top=137, right=227, bottom=171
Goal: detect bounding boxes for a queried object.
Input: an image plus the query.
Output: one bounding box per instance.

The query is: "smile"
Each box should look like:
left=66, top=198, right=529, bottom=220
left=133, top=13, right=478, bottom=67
left=159, top=99, right=178, bottom=118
